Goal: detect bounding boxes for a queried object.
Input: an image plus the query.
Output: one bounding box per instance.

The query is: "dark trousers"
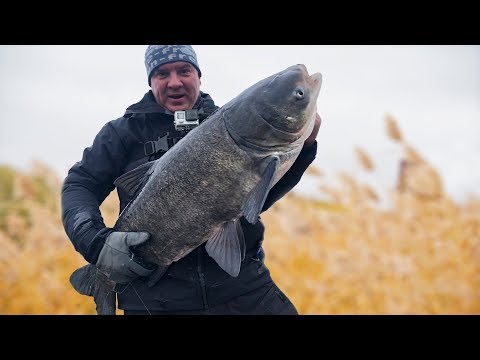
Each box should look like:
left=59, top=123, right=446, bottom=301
left=124, top=281, right=298, bottom=315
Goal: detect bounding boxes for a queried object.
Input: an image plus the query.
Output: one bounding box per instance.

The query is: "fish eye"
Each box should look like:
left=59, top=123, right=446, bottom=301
left=293, top=87, right=305, bottom=100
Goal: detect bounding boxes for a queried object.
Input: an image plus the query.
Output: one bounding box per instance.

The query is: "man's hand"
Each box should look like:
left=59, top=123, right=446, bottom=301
left=96, top=231, right=156, bottom=284
left=304, top=113, right=322, bottom=147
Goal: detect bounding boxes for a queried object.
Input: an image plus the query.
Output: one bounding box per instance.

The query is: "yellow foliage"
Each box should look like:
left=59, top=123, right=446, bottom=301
left=355, top=146, right=375, bottom=172
left=0, top=117, right=479, bottom=314
left=0, top=166, right=97, bottom=314
left=385, top=114, right=403, bottom=142
left=262, top=190, right=480, bottom=314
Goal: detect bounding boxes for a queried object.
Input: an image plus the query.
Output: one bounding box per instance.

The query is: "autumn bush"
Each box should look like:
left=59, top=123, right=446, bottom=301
left=0, top=116, right=479, bottom=314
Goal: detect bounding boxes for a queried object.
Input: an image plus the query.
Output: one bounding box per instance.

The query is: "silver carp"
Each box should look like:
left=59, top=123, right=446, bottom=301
left=69, top=64, right=322, bottom=315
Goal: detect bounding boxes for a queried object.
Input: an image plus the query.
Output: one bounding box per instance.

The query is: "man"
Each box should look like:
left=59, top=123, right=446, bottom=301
left=62, top=45, right=321, bottom=315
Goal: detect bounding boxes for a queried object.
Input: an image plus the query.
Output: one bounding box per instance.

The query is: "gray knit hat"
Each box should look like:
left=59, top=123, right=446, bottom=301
left=145, top=45, right=202, bottom=86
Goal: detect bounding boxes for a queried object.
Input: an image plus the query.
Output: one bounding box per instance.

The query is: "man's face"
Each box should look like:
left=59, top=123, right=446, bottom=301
left=150, top=61, right=201, bottom=113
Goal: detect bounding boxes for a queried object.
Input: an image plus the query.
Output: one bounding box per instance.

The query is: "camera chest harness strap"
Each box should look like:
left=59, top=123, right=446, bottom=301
left=144, top=132, right=176, bottom=156
left=143, top=109, right=208, bottom=157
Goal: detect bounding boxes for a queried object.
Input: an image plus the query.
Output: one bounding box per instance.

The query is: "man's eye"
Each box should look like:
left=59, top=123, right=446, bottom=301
left=155, top=72, right=168, bottom=78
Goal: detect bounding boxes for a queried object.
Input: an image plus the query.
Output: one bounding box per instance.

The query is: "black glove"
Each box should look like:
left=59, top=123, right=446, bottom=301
left=96, top=231, right=155, bottom=284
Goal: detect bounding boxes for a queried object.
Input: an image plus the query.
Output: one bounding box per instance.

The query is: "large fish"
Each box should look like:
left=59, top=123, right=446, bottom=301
left=70, top=64, right=322, bottom=315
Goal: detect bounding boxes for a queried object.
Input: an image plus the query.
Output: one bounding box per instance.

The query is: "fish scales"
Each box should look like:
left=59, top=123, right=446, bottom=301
left=116, top=116, right=259, bottom=266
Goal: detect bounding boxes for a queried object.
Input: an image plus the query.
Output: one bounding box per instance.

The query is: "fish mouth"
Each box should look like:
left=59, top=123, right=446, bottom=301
left=295, top=66, right=322, bottom=100
left=285, top=64, right=322, bottom=84
left=303, top=68, right=322, bottom=99
left=297, top=64, right=321, bottom=79
left=310, top=72, right=322, bottom=84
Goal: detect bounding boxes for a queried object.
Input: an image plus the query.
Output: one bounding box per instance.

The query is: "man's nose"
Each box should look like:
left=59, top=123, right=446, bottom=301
left=167, top=73, right=182, bottom=88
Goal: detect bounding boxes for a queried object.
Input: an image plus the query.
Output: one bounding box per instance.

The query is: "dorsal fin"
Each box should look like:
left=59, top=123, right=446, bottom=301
left=114, top=161, right=156, bottom=198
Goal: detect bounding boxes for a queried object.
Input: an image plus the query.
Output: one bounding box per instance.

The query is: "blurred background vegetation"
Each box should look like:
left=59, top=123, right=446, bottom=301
left=1, top=116, right=479, bottom=314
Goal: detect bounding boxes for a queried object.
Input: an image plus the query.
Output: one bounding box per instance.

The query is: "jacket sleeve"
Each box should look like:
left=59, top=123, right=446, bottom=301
left=261, top=141, right=317, bottom=212
left=61, top=122, right=126, bottom=264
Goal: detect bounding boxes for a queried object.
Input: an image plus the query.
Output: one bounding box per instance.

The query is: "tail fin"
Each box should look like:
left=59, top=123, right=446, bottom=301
left=70, top=264, right=117, bottom=315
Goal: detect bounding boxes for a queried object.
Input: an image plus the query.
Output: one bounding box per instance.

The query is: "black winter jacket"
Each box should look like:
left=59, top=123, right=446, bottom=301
left=61, top=90, right=317, bottom=311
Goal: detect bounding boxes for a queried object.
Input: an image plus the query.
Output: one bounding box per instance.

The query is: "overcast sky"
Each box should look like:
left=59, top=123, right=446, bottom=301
left=0, top=45, right=479, bottom=203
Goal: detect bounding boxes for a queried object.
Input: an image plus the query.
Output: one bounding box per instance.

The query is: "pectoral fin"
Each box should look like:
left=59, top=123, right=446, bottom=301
left=205, top=219, right=245, bottom=277
left=114, top=161, right=156, bottom=198
left=242, top=156, right=279, bottom=224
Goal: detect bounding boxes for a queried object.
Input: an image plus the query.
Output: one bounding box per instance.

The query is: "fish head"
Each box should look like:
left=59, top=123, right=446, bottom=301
left=224, top=64, right=322, bottom=149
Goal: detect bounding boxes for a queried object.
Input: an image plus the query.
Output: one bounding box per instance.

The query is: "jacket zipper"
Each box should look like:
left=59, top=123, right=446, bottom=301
left=196, top=249, right=209, bottom=309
